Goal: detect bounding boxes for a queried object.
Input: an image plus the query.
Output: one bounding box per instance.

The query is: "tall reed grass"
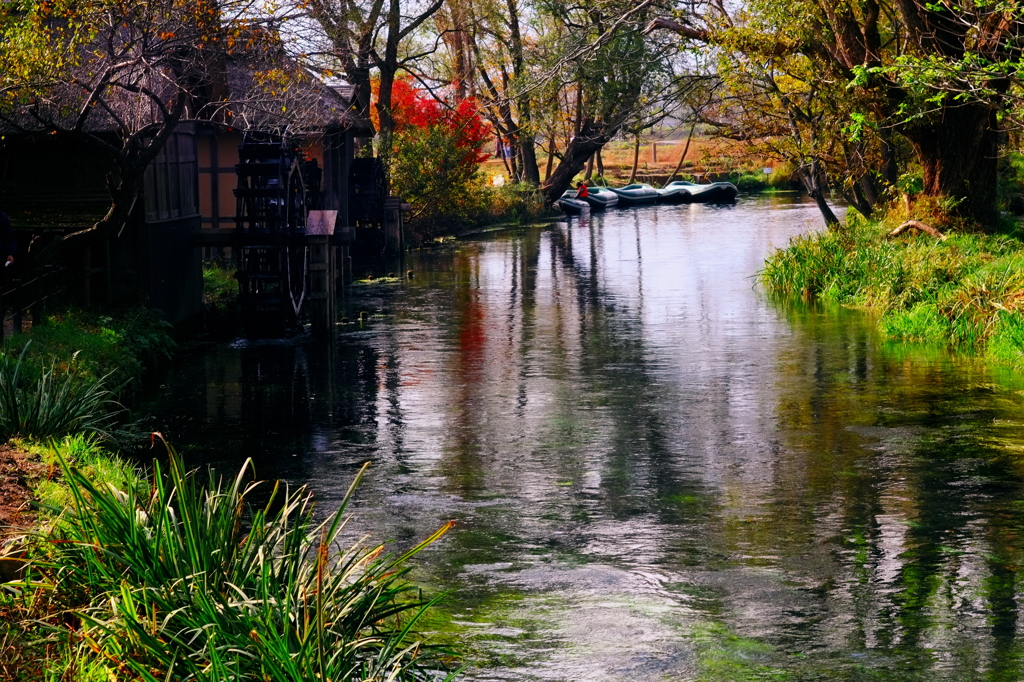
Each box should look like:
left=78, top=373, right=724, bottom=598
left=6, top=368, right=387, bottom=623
left=20, top=441, right=457, bottom=681
left=760, top=218, right=1024, bottom=366
left=0, top=343, right=120, bottom=441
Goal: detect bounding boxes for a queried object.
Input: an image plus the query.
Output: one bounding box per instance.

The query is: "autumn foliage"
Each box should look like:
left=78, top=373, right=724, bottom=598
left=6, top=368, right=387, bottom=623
left=388, top=78, right=490, bottom=165
left=380, top=78, right=492, bottom=237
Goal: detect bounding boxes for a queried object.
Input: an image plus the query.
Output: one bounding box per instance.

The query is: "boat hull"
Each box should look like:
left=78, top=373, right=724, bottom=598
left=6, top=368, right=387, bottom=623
left=656, top=186, right=692, bottom=203
left=665, top=181, right=739, bottom=204
left=584, top=188, right=619, bottom=210
left=609, top=184, right=660, bottom=205
left=557, top=196, right=590, bottom=215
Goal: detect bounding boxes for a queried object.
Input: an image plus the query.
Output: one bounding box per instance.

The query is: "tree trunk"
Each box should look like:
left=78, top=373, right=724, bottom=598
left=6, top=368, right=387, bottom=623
left=346, top=66, right=374, bottom=127
left=497, top=135, right=512, bottom=177
left=797, top=160, right=840, bottom=226
left=542, top=119, right=613, bottom=204
left=31, top=161, right=144, bottom=267
left=544, top=136, right=556, bottom=182
left=905, top=103, right=999, bottom=228
left=842, top=178, right=874, bottom=218
left=666, top=121, right=697, bottom=185
left=518, top=131, right=540, bottom=184
left=375, top=1, right=401, bottom=139
left=809, top=188, right=841, bottom=226
left=628, top=135, right=641, bottom=183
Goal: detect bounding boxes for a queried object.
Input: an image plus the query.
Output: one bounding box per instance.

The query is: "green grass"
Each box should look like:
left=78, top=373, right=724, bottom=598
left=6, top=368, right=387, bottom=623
left=0, top=306, right=175, bottom=445
left=203, top=259, right=239, bottom=313
left=24, top=433, right=141, bottom=511
left=0, top=344, right=121, bottom=441
left=4, top=306, right=175, bottom=393
left=760, top=217, right=1024, bottom=367
left=4, top=439, right=458, bottom=681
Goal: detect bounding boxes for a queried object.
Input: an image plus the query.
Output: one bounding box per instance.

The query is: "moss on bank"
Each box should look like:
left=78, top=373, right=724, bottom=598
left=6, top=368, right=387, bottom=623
left=760, top=216, right=1024, bottom=367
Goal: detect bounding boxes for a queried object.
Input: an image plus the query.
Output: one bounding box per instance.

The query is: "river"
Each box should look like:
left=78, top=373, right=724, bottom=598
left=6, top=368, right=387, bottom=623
left=144, top=194, right=1024, bottom=680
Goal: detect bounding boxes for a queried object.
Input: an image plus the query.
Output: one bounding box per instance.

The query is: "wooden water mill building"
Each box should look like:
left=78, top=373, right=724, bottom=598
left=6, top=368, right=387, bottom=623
left=0, top=63, right=401, bottom=336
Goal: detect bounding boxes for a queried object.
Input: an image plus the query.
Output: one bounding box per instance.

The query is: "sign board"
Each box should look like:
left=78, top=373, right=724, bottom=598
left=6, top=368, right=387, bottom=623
left=306, top=210, right=338, bottom=235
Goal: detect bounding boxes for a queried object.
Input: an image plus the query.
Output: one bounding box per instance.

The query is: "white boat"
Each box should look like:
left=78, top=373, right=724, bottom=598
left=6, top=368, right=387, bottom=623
left=557, top=191, right=591, bottom=215
left=664, top=180, right=739, bottom=203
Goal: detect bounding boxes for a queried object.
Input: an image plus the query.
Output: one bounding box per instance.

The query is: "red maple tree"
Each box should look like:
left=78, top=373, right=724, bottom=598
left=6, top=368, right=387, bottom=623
left=383, top=78, right=490, bottom=165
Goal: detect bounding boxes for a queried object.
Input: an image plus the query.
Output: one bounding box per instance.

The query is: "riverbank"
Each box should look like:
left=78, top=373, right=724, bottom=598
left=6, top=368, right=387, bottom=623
left=0, top=307, right=456, bottom=681
left=760, top=214, right=1024, bottom=366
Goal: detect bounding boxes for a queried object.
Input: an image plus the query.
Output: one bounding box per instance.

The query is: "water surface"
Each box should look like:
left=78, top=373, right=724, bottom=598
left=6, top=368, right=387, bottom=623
left=146, top=195, right=1024, bottom=680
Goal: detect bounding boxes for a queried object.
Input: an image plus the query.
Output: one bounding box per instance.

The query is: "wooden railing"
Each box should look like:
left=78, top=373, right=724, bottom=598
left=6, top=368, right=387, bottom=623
left=2, top=264, right=65, bottom=338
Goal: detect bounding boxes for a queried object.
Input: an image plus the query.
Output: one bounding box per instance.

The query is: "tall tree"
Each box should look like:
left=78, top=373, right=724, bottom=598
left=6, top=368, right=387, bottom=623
left=649, top=0, right=1024, bottom=228
left=538, top=0, right=702, bottom=203
left=304, top=0, right=445, bottom=141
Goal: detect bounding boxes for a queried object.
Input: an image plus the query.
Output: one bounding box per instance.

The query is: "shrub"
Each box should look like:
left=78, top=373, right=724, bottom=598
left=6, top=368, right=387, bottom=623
left=6, top=306, right=175, bottom=392
left=202, top=259, right=238, bottom=314
left=0, top=343, right=121, bottom=441
left=392, top=123, right=489, bottom=238
left=760, top=217, right=1024, bottom=367
left=735, top=173, right=768, bottom=192
left=385, top=78, right=491, bottom=240
left=24, top=443, right=457, bottom=681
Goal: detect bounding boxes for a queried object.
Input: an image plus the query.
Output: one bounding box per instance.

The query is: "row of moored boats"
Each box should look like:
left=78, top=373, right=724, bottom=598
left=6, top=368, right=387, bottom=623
left=557, top=181, right=739, bottom=215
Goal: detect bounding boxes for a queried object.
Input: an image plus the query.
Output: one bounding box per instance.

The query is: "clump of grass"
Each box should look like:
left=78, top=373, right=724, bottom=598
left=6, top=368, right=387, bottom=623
left=5, top=306, right=175, bottom=392
left=203, top=259, right=239, bottom=313
left=25, top=433, right=141, bottom=510
left=760, top=217, right=1024, bottom=366
left=0, top=343, right=121, bottom=441
left=17, top=441, right=457, bottom=681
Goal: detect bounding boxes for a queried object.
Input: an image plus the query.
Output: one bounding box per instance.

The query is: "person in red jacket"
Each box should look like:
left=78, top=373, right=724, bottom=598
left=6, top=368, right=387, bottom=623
left=575, top=181, right=589, bottom=200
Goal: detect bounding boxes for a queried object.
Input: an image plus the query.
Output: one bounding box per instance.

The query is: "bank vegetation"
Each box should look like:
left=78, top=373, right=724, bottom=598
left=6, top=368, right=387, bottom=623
left=761, top=202, right=1024, bottom=368
left=0, top=309, right=456, bottom=681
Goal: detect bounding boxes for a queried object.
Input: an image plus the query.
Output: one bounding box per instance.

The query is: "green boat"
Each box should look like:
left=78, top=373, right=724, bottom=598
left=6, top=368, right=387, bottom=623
left=608, top=183, right=660, bottom=205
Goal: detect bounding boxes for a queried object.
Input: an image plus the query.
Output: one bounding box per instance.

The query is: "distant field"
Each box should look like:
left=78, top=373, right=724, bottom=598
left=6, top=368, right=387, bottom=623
left=481, top=136, right=777, bottom=184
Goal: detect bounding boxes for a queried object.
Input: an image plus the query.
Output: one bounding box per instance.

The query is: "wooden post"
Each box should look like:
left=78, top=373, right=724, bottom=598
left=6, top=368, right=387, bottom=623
left=306, top=235, right=336, bottom=335
left=383, top=197, right=404, bottom=255
left=652, top=142, right=658, bottom=164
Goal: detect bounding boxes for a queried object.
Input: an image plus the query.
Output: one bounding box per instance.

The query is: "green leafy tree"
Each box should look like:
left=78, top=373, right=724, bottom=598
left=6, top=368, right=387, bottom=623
left=538, top=0, right=704, bottom=203
left=650, top=0, right=1024, bottom=228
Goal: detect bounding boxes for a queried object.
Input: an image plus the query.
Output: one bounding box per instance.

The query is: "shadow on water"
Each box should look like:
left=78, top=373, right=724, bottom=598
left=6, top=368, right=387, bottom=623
left=143, top=196, right=1024, bottom=680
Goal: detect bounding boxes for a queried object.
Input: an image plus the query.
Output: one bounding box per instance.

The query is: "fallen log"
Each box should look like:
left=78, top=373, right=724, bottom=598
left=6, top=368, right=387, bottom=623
left=887, top=220, right=947, bottom=241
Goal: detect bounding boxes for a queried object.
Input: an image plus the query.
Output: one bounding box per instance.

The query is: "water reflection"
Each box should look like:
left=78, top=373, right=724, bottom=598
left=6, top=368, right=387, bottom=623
left=144, top=196, right=1024, bottom=680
